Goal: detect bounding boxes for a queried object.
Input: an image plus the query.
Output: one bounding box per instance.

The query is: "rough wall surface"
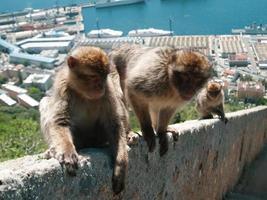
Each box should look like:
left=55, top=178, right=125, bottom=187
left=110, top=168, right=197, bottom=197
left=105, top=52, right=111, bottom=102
left=0, top=106, right=267, bottom=200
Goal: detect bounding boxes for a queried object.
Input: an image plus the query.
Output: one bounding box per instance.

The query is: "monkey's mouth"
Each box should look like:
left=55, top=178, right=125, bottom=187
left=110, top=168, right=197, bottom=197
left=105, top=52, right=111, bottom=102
left=85, top=89, right=105, bottom=100
left=181, top=93, right=194, bottom=101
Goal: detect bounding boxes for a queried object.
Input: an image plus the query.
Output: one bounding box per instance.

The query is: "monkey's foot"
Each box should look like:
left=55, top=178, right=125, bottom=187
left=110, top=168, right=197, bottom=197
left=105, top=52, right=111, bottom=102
left=167, top=126, right=179, bottom=141
left=44, top=147, right=79, bottom=176
left=223, top=117, right=228, bottom=124
left=158, top=133, right=169, bottom=157
left=127, top=131, right=141, bottom=145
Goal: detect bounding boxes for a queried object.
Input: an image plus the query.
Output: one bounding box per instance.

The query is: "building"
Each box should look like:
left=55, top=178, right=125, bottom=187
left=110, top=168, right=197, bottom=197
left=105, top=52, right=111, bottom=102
left=0, top=93, right=16, bottom=106
left=23, top=73, right=52, bottom=91
left=1, top=83, right=27, bottom=99
left=218, top=35, right=246, bottom=58
left=229, top=53, right=249, bottom=67
left=252, top=42, right=267, bottom=69
left=9, top=52, right=57, bottom=68
left=17, top=35, right=75, bottom=53
left=76, top=37, right=142, bottom=51
left=237, top=81, right=265, bottom=99
left=17, top=93, right=39, bottom=108
left=146, top=35, right=212, bottom=56
left=0, top=38, right=20, bottom=53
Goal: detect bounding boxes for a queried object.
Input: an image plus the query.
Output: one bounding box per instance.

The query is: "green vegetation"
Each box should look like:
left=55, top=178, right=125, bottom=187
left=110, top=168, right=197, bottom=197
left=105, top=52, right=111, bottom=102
left=0, top=106, right=46, bottom=162
left=27, top=86, right=45, bottom=101
left=0, top=75, right=8, bottom=84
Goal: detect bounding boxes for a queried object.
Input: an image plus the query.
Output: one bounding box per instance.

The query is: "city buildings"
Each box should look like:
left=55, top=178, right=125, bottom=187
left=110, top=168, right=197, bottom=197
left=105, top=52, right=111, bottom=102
left=23, top=73, right=52, bottom=91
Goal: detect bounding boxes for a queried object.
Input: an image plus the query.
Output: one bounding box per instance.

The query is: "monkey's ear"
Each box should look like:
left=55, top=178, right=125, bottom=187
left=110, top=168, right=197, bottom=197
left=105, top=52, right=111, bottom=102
left=170, top=52, right=177, bottom=64
left=67, top=56, right=78, bottom=69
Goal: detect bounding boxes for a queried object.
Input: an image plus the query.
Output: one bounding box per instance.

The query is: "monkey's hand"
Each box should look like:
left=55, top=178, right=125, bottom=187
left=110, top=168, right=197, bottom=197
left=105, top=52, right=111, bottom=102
left=44, top=146, right=79, bottom=176
left=223, top=117, right=228, bottom=124
left=112, top=166, right=126, bottom=195
left=127, top=131, right=142, bottom=145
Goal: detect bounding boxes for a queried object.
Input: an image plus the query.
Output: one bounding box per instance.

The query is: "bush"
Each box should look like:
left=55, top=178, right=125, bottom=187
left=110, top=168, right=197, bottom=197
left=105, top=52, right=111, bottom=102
left=0, top=106, right=46, bottom=162
left=27, top=86, right=45, bottom=101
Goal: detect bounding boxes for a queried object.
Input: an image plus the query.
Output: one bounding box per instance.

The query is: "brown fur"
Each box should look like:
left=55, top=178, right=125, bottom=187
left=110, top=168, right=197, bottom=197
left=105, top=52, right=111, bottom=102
left=40, top=46, right=128, bottom=194
left=110, top=44, right=212, bottom=156
left=196, top=81, right=228, bottom=124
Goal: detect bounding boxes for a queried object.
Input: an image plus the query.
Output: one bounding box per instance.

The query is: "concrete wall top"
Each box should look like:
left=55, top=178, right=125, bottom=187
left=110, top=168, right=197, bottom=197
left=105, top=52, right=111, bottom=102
left=1, top=106, right=267, bottom=200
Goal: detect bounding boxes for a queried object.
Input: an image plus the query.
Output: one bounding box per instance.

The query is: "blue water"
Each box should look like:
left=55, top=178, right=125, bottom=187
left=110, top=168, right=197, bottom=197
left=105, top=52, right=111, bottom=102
left=1, top=0, right=267, bottom=35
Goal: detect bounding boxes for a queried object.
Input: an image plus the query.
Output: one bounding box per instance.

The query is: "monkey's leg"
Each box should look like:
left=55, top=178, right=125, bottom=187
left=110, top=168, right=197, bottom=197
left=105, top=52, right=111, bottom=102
left=106, top=120, right=128, bottom=194
left=157, top=108, right=176, bottom=156
left=212, top=104, right=228, bottom=124
left=128, top=93, right=156, bottom=152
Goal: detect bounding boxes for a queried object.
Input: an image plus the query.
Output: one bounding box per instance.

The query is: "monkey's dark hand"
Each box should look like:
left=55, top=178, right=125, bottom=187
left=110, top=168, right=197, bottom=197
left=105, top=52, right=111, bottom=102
left=112, top=164, right=126, bottom=194
left=224, top=117, right=228, bottom=124
left=45, top=147, right=79, bottom=176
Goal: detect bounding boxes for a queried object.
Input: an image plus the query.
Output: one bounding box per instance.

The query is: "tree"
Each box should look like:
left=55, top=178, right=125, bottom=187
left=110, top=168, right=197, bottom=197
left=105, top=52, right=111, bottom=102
left=27, top=86, right=45, bottom=101
left=0, top=75, right=8, bottom=84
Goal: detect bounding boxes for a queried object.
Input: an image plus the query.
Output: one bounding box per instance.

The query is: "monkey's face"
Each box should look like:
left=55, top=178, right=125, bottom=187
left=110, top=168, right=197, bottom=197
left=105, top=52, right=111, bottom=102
left=67, top=46, right=110, bottom=100
left=171, top=50, right=212, bottom=101
left=207, top=82, right=222, bottom=98
left=172, top=71, right=209, bottom=100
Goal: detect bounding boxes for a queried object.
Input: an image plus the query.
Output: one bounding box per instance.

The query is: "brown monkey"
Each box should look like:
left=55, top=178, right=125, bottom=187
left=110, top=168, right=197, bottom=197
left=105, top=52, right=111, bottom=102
left=196, top=81, right=228, bottom=124
left=39, top=46, right=128, bottom=194
left=110, top=45, right=212, bottom=156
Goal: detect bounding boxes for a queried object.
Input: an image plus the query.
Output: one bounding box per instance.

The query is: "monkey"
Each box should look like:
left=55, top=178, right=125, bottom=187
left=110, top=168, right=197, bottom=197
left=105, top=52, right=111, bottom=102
left=196, top=81, right=228, bottom=124
left=110, top=44, right=212, bottom=156
left=39, top=46, right=128, bottom=194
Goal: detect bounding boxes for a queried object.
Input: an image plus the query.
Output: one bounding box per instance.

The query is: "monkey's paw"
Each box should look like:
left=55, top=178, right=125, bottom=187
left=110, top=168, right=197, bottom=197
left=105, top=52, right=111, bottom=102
left=112, top=170, right=125, bottom=194
left=224, top=117, right=228, bottom=124
left=127, top=131, right=141, bottom=145
left=44, top=147, right=79, bottom=176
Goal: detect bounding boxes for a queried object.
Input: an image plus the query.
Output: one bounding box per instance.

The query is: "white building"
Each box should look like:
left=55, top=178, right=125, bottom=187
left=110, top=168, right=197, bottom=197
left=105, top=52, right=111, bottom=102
left=17, top=35, right=75, bottom=53
left=23, top=73, right=52, bottom=91
left=0, top=93, right=16, bottom=106
left=1, top=84, right=27, bottom=99
left=17, top=93, right=39, bottom=108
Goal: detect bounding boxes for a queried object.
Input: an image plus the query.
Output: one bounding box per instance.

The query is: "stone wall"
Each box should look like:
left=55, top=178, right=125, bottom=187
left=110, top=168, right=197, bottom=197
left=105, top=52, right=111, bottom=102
left=1, top=106, right=267, bottom=200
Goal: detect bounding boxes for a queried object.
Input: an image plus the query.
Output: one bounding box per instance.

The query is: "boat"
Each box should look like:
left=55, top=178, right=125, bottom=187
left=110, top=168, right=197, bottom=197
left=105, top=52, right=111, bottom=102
left=95, top=0, right=144, bottom=8
left=232, top=23, right=267, bottom=35
left=128, top=28, right=173, bottom=37
left=87, top=28, right=123, bottom=38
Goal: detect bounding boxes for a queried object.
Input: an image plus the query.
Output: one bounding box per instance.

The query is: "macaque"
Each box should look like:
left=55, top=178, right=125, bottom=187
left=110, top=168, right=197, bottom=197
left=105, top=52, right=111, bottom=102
left=110, top=45, right=212, bottom=156
left=39, top=46, right=128, bottom=194
left=196, top=81, right=228, bottom=124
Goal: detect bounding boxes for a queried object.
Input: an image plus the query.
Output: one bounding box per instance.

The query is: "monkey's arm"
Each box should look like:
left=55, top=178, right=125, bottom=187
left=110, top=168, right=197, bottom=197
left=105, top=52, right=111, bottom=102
left=40, top=97, right=78, bottom=175
left=212, top=104, right=228, bottom=124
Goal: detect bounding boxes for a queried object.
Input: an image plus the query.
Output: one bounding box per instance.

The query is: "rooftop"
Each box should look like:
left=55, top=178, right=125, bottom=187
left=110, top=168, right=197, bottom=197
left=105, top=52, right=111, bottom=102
left=23, top=73, right=51, bottom=84
left=17, top=94, right=39, bottom=107
left=1, top=84, right=27, bottom=94
left=0, top=94, right=16, bottom=106
left=9, top=52, right=56, bottom=64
